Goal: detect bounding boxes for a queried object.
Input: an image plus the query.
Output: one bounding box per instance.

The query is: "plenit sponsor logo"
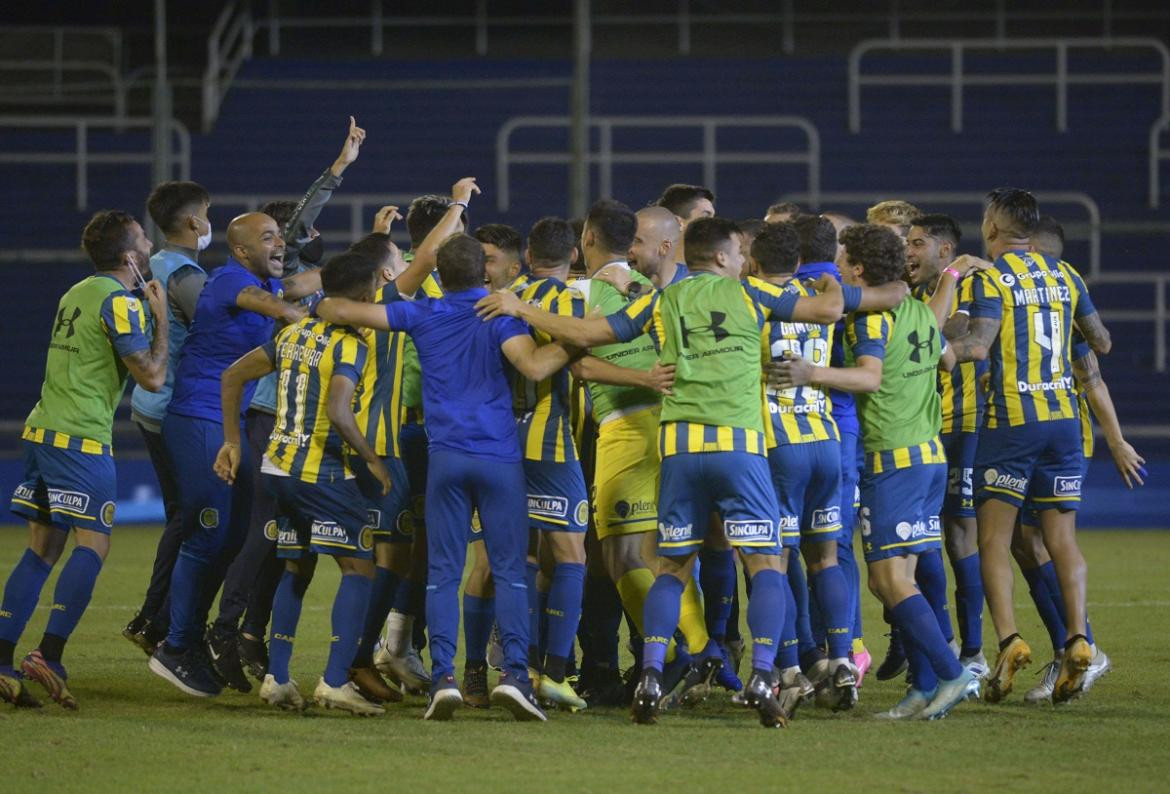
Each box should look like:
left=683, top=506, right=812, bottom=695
left=14, top=484, right=36, bottom=501
left=528, top=494, right=568, bottom=518
left=278, top=528, right=299, bottom=545
left=894, top=520, right=928, bottom=541
left=1054, top=475, right=1082, bottom=496
left=658, top=522, right=692, bottom=541
left=983, top=468, right=1028, bottom=494
left=1016, top=377, right=1073, bottom=393
left=725, top=520, right=773, bottom=541
left=311, top=521, right=348, bottom=541
left=48, top=489, right=90, bottom=513
left=813, top=507, right=841, bottom=528
left=615, top=499, right=655, bottom=519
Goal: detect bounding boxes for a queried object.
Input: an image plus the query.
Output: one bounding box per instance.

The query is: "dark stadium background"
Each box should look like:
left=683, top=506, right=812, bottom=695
left=1, top=1, right=1166, bottom=527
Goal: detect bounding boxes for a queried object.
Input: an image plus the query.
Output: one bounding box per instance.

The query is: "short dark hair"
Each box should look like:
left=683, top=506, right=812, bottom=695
left=146, top=181, right=209, bottom=235
left=436, top=234, right=485, bottom=292
left=840, top=224, right=906, bottom=286
left=347, top=232, right=394, bottom=269
left=684, top=217, right=740, bottom=270
left=656, top=184, right=715, bottom=218
left=407, top=195, right=458, bottom=249
left=1033, top=214, right=1065, bottom=256
left=259, top=200, right=298, bottom=232
left=320, top=251, right=378, bottom=299
left=82, top=210, right=138, bottom=271
left=792, top=214, right=838, bottom=264
left=737, top=218, right=766, bottom=241
left=474, top=224, right=522, bottom=259
left=526, top=217, right=576, bottom=266
left=751, top=222, right=800, bottom=275
left=986, top=187, right=1039, bottom=237
left=585, top=198, right=636, bottom=253
left=909, top=213, right=962, bottom=248
left=766, top=201, right=802, bottom=218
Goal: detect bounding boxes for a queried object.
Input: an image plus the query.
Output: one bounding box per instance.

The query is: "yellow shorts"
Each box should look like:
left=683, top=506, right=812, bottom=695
left=594, top=405, right=661, bottom=540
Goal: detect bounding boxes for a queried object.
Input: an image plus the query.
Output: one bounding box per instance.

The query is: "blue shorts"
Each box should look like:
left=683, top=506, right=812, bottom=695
left=353, top=455, right=412, bottom=544
left=767, top=440, right=844, bottom=545
left=267, top=474, right=373, bottom=560
left=1021, top=454, right=1091, bottom=526
left=975, top=419, right=1083, bottom=512
left=399, top=421, right=428, bottom=532
left=860, top=455, right=946, bottom=563
left=941, top=430, right=977, bottom=519
left=657, top=451, right=783, bottom=555
left=523, top=459, right=588, bottom=533
left=11, top=440, right=116, bottom=533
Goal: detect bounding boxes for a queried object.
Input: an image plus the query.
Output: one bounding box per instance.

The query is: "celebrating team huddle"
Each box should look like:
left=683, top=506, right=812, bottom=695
left=0, top=119, right=1144, bottom=727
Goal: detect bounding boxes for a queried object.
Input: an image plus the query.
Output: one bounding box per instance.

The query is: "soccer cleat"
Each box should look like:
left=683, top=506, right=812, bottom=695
left=206, top=625, right=252, bottom=693
left=122, top=612, right=157, bottom=656
left=960, top=650, right=990, bottom=681
left=713, top=645, right=743, bottom=692
left=920, top=668, right=980, bottom=720
left=463, top=662, right=490, bottom=708
left=486, top=623, right=505, bottom=671
left=0, top=665, right=42, bottom=708
left=948, top=637, right=961, bottom=658
left=20, top=649, right=78, bottom=710
left=775, top=667, right=815, bottom=720
left=726, top=638, right=746, bottom=677
left=985, top=635, right=1032, bottom=703
left=874, top=687, right=934, bottom=720
left=743, top=671, right=788, bottom=728
left=259, top=674, right=305, bottom=711
left=631, top=668, right=664, bottom=725
left=149, top=644, right=223, bottom=698
left=423, top=675, right=463, bottom=720
left=490, top=672, right=547, bottom=722
left=1082, top=647, right=1111, bottom=693
left=875, top=632, right=908, bottom=681
left=237, top=633, right=269, bottom=681
left=314, top=678, right=385, bottom=716
left=583, top=666, right=628, bottom=707
left=828, top=660, right=859, bottom=712
left=350, top=666, right=404, bottom=704
left=668, top=655, right=722, bottom=709
left=539, top=674, right=587, bottom=712
left=1053, top=635, right=1092, bottom=705
left=854, top=646, right=873, bottom=687
left=1023, top=659, right=1060, bottom=704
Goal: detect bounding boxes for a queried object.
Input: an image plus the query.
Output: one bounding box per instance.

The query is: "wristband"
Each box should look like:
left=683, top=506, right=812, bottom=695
left=943, top=266, right=962, bottom=280
left=452, top=200, right=469, bottom=211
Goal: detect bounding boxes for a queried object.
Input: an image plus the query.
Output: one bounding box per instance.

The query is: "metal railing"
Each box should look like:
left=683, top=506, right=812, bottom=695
left=497, top=115, right=820, bottom=213
left=0, top=26, right=126, bottom=119
left=1094, top=271, right=1168, bottom=373
left=1151, top=114, right=1170, bottom=207
left=0, top=116, right=190, bottom=211
left=203, top=1, right=254, bottom=132
left=848, top=37, right=1170, bottom=133
left=776, top=190, right=1102, bottom=278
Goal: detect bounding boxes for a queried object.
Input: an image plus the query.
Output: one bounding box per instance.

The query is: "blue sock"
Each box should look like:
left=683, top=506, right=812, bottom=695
left=1038, top=561, right=1095, bottom=646
left=641, top=575, right=684, bottom=673
left=543, top=562, right=585, bottom=668
left=268, top=571, right=309, bottom=684
left=915, top=549, right=954, bottom=643
left=726, top=587, right=742, bottom=643
left=786, top=554, right=817, bottom=658
left=462, top=593, right=496, bottom=665
left=525, top=561, right=540, bottom=661
left=951, top=553, right=984, bottom=657
left=747, top=569, right=786, bottom=673
left=699, top=548, right=735, bottom=641
left=323, top=573, right=371, bottom=687
left=778, top=570, right=800, bottom=670
left=354, top=566, right=399, bottom=667
left=1022, top=563, right=1066, bottom=650
left=0, top=549, right=52, bottom=659
left=891, top=593, right=962, bottom=683
left=902, top=627, right=939, bottom=693
left=166, top=553, right=209, bottom=651
left=811, top=565, right=852, bottom=660
left=838, top=535, right=863, bottom=641
left=42, top=546, right=103, bottom=656
left=585, top=574, right=622, bottom=669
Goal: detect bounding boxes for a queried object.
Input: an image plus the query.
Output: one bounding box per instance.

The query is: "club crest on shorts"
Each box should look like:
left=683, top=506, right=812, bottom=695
left=100, top=500, right=116, bottom=528
left=396, top=510, right=415, bottom=536
left=199, top=507, right=219, bottom=529
left=574, top=500, right=589, bottom=526
left=359, top=526, right=374, bottom=552
left=263, top=520, right=279, bottom=541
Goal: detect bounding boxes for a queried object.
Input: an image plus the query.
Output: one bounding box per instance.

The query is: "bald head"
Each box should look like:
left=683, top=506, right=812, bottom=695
left=627, top=206, right=681, bottom=279
left=228, top=212, right=285, bottom=278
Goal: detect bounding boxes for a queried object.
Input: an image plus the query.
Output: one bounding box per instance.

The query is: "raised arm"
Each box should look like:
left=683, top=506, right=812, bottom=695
left=121, top=280, right=169, bottom=392
left=395, top=177, right=480, bottom=297
left=214, top=346, right=276, bottom=484
left=501, top=334, right=573, bottom=382
left=326, top=373, right=392, bottom=496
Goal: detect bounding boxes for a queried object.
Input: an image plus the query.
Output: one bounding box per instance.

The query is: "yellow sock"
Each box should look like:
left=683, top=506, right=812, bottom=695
left=852, top=637, right=866, bottom=655
left=677, top=578, right=710, bottom=654
left=617, top=568, right=678, bottom=662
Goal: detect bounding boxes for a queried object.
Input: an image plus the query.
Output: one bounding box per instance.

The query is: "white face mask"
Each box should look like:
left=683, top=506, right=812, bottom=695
left=196, top=217, right=212, bottom=251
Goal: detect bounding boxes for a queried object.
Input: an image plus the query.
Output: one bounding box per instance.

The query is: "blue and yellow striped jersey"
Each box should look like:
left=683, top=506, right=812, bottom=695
left=968, top=252, right=1095, bottom=429
left=511, top=275, right=585, bottom=463
left=355, top=284, right=408, bottom=458
left=263, top=318, right=368, bottom=484
left=764, top=278, right=839, bottom=445
left=912, top=278, right=988, bottom=434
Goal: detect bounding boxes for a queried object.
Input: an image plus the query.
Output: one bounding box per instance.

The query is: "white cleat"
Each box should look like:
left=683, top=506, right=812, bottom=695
left=919, top=669, right=980, bottom=720
left=948, top=637, right=961, bottom=658
left=313, top=679, right=385, bottom=716
left=423, top=683, right=463, bottom=721
left=960, top=651, right=991, bottom=681
left=874, top=687, right=934, bottom=720
left=1081, top=647, right=1111, bottom=693
left=1023, top=659, right=1060, bottom=704
left=259, top=674, right=305, bottom=711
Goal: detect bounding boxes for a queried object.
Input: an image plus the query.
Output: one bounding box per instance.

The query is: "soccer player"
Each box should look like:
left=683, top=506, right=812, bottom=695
left=764, top=202, right=802, bottom=224
left=628, top=206, right=687, bottom=289
left=477, top=217, right=907, bottom=727
left=775, top=223, right=983, bottom=720
left=655, top=183, right=715, bottom=279
left=318, top=221, right=571, bottom=723
left=906, top=214, right=989, bottom=676
left=214, top=251, right=389, bottom=715
left=478, top=223, right=525, bottom=291
left=123, top=181, right=212, bottom=654
left=149, top=212, right=324, bottom=697
left=866, top=199, right=922, bottom=239
left=947, top=188, right=1111, bottom=704
left=0, top=211, right=169, bottom=708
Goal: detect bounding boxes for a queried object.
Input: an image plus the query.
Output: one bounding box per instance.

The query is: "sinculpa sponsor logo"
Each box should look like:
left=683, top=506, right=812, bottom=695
left=528, top=494, right=568, bottom=518
left=1054, top=475, right=1082, bottom=495
left=725, top=520, right=773, bottom=542
left=311, top=521, right=348, bottom=541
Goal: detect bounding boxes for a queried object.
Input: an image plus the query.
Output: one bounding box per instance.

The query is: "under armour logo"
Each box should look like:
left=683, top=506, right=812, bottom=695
left=907, top=327, right=936, bottom=363
left=54, top=306, right=81, bottom=338
left=680, top=311, right=729, bottom=348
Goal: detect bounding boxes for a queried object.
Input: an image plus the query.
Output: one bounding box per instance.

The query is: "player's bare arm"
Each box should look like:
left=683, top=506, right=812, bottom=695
left=237, top=285, right=307, bottom=324
left=329, top=115, right=366, bottom=177
left=1072, top=349, right=1145, bottom=488
left=570, top=355, right=676, bottom=395
left=947, top=316, right=999, bottom=362
left=214, top=346, right=276, bottom=484
left=281, top=268, right=323, bottom=301
left=395, top=177, right=481, bottom=297
left=1075, top=311, right=1112, bottom=355
left=500, top=334, right=574, bottom=382
left=771, top=353, right=882, bottom=394
left=326, top=374, right=392, bottom=496
left=122, top=280, right=170, bottom=392
left=315, top=297, right=390, bottom=331
left=789, top=275, right=845, bottom=324
left=855, top=278, right=911, bottom=312
left=476, top=289, right=619, bottom=348
left=939, top=344, right=957, bottom=373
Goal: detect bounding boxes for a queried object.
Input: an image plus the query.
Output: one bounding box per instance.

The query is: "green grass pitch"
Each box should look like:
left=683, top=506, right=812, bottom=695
left=2, top=526, right=1169, bottom=792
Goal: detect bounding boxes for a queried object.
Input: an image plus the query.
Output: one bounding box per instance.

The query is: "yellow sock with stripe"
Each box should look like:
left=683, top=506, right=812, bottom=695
left=617, top=568, right=677, bottom=662
left=677, top=578, right=710, bottom=654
